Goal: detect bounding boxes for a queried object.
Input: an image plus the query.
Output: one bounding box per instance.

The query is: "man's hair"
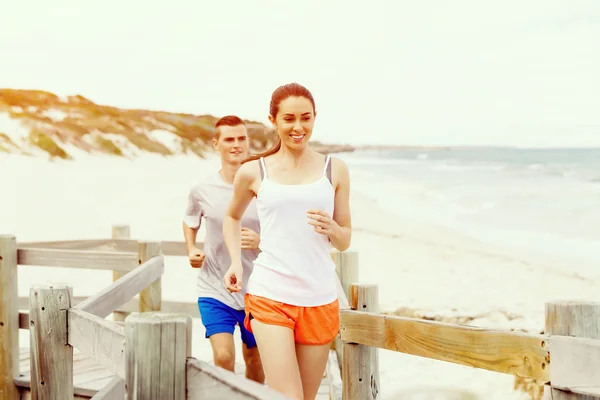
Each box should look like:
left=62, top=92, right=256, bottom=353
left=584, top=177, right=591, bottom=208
left=215, top=115, right=245, bottom=140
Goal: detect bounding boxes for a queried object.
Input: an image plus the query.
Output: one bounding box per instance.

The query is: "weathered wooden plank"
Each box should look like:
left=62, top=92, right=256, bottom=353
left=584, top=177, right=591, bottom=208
left=550, top=335, right=600, bottom=392
left=29, top=284, right=73, bottom=399
left=331, top=250, right=357, bottom=373
left=342, top=284, right=379, bottom=400
left=335, top=277, right=350, bottom=311
left=18, top=248, right=138, bottom=271
left=16, top=347, right=116, bottom=397
left=126, top=313, right=190, bottom=399
left=331, top=251, right=357, bottom=311
left=138, top=242, right=162, bottom=313
left=90, top=375, right=125, bottom=400
left=0, top=235, right=19, bottom=399
left=112, top=239, right=199, bottom=256
left=18, top=297, right=198, bottom=330
left=19, top=297, right=197, bottom=315
left=545, top=301, right=600, bottom=399
left=118, top=298, right=198, bottom=317
left=75, top=256, right=164, bottom=318
left=186, top=358, right=288, bottom=400
left=16, top=344, right=334, bottom=399
left=68, top=308, right=126, bottom=380
left=111, top=225, right=131, bottom=322
left=340, top=310, right=550, bottom=381
left=16, top=239, right=115, bottom=250
left=19, top=389, right=92, bottom=400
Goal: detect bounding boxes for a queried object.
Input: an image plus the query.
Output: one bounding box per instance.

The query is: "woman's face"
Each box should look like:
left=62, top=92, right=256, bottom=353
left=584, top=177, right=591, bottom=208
left=269, top=96, right=316, bottom=150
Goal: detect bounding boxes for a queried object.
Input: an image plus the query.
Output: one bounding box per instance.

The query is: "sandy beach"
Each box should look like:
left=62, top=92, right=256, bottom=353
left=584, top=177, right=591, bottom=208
left=3, top=151, right=599, bottom=399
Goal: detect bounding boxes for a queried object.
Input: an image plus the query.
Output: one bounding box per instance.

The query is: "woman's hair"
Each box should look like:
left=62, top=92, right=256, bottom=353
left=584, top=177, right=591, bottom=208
left=243, top=83, right=316, bottom=164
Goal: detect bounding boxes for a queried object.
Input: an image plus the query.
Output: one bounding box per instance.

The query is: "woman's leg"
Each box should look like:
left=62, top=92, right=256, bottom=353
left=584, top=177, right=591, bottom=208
left=294, top=299, right=340, bottom=400
left=250, top=319, right=304, bottom=399
left=295, top=342, right=332, bottom=400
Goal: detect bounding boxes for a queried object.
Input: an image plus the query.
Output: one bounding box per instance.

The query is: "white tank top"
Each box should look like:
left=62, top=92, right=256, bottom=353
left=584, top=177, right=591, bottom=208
left=246, top=155, right=338, bottom=307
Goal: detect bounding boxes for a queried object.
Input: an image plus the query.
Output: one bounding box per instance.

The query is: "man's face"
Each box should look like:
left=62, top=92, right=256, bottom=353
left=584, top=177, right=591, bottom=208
left=213, top=124, right=249, bottom=163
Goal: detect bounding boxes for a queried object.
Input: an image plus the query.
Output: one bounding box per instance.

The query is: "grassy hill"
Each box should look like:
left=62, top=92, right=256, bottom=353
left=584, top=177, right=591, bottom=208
left=0, top=89, right=278, bottom=160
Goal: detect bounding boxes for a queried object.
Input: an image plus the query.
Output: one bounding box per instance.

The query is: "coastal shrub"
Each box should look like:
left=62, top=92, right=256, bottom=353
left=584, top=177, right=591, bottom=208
left=126, top=133, right=172, bottom=155
left=181, top=138, right=206, bottom=157
left=0, top=132, right=19, bottom=152
left=56, top=120, right=90, bottom=136
left=93, top=135, right=123, bottom=156
left=29, top=130, right=71, bottom=159
left=0, top=132, right=14, bottom=144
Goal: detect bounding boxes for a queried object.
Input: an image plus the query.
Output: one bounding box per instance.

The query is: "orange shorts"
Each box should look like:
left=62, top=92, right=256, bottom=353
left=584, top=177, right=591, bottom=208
left=243, top=294, right=340, bottom=345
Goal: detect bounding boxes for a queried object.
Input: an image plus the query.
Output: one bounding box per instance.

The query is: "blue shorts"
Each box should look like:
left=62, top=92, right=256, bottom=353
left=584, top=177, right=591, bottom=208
left=197, top=297, right=257, bottom=349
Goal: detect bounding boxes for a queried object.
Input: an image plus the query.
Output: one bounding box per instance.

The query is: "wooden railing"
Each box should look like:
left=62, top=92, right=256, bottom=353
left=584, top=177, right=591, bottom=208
left=1, top=231, right=289, bottom=399
left=329, top=259, right=600, bottom=400
left=2, top=225, right=600, bottom=399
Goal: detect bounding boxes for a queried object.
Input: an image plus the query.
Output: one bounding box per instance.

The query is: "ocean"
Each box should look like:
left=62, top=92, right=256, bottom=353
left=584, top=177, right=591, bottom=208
left=338, top=147, right=600, bottom=280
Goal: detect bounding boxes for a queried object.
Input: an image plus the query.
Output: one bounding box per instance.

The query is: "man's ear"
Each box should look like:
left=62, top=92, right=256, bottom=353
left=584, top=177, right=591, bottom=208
left=212, top=138, right=218, bottom=149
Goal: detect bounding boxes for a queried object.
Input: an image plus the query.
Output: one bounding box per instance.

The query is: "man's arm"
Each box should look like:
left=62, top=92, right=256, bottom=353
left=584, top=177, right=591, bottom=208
left=183, top=222, right=199, bottom=253
left=183, top=186, right=205, bottom=268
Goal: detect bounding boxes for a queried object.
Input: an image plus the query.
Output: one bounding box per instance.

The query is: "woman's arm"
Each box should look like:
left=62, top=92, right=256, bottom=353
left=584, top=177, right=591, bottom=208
left=307, top=157, right=352, bottom=251
left=222, top=161, right=257, bottom=292
left=329, top=158, right=352, bottom=251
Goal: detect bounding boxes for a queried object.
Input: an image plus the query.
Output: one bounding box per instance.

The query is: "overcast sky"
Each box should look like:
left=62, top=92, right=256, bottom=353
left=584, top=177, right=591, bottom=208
left=1, top=1, right=599, bottom=147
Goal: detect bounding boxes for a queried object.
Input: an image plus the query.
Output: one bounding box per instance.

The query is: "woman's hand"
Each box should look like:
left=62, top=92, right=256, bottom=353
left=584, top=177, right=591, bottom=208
left=307, top=209, right=340, bottom=238
left=241, top=227, right=260, bottom=250
left=224, top=264, right=243, bottom=293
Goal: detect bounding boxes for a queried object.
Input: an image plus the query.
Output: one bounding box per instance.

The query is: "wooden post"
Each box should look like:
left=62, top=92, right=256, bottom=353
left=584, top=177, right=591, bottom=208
left=342, top=284, right=380, bottom=400
left=125, top=312, right=191, bottom=399
left=112, top=225, right=131, bottom=322
left=29, top=284, right=73, bottom=399
left=138, top=241, right=162, bottom=312
left=332, top=250, right=359, bottom=300
left=0, top=235, right=19, bottom=399
left=332, top=250, right=359, bottom=368
left=544, top=301, right=600, bottom=399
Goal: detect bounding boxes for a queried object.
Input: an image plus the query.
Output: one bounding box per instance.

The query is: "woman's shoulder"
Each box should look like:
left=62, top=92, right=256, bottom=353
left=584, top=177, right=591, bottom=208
left=325, top=154, right=349, bottom=173
left=238, top=158, right=261, bottom=178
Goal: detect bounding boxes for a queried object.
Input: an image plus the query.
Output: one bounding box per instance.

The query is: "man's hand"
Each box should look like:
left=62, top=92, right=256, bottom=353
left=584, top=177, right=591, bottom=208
left=188, top=247, right=205, bottom=268
left=241, top=227, right=260, bottom=250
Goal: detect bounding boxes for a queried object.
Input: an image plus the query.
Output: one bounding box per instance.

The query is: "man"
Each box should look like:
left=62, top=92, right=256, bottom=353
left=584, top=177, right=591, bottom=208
left=183, top=115, right=264, bottom=383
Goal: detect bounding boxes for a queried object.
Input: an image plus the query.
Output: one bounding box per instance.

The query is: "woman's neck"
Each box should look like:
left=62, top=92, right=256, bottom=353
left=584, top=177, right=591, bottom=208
left=277, top=145, right=314, bottom=167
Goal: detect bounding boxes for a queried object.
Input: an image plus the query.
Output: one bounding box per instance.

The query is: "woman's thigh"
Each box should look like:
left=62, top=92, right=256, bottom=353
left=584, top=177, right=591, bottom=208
left=295, top=343, right=331, bottom=400
left=250, top=319, right=303, bottom=400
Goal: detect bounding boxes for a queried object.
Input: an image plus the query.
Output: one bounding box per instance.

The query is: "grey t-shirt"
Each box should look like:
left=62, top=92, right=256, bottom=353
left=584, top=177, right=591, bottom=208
left=183, top=172, right=260, bottom=310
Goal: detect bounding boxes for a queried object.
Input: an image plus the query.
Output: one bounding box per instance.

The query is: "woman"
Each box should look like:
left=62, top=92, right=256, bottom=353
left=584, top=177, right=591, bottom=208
left=222, top=82, right=351, bottom=400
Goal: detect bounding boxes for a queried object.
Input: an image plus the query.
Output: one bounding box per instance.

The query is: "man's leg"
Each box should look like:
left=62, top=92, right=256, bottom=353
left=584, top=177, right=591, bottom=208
left=209, top=333, right=236, bottom=372
left=237, top=308, right=265, bottom=383
left=198, top=297, right=238, bottom=372
left=242, top=341, right=265, bottom=383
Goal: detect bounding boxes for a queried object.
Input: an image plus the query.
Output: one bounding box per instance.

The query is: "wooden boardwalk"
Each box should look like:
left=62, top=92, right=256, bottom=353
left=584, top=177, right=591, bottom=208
left=15, top=346, right=336, bottom=399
